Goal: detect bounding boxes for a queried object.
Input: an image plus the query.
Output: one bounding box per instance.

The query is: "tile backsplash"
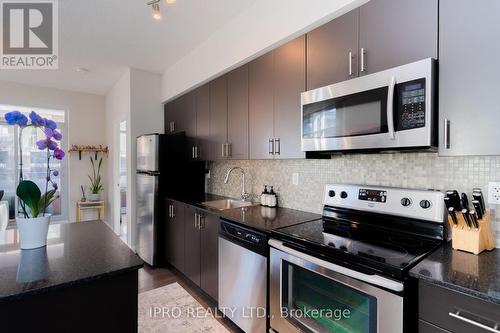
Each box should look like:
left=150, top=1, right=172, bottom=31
left=207, top=153, right=500, bottom=246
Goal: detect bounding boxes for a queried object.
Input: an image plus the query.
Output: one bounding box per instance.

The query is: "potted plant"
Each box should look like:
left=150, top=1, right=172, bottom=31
left=4, top=111, right=65, bottom=249
left=88, top=157, right=103, bottom=201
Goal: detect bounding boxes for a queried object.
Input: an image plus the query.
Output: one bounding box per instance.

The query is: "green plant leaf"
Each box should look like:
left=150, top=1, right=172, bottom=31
left=39, top=189, right=57, bottom=213
left=17, top=180, right=41, bottom=217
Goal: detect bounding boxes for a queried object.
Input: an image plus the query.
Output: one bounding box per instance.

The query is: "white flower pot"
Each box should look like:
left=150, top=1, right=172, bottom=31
left=16, top=215, right=51, bottom=249
left=87, top=193, right=101, bottom=201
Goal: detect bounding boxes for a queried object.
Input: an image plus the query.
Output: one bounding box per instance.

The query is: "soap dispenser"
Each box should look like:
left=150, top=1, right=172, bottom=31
left=269, top=186, right=277, bottom=208
left=260, top=185, right=269, bottom=206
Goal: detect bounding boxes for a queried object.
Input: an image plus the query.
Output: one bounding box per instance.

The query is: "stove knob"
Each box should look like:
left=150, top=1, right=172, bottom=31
left=328, top=190, right=336, bottom=198
left=340, top=191, right=348, bottom=199
left=419, top=200, right=432, bottom=209
left=401, top=198, right=412, bottom=207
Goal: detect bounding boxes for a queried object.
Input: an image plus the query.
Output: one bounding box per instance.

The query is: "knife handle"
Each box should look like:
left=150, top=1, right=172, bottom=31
left=472, top=192, right=485, bottom=214
left=469, top=210, right=479, bottom=230
left=461, top=193, right=469, bottom=210
left=472, top=200, right=483, bottom=220
left=448, top=207, right=458, bottom=227
left=444, top=197, right=452, bottom=209
left=461, top=209, right=471, bottom=230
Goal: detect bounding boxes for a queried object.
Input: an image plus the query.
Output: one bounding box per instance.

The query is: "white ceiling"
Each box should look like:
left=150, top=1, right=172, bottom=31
left=0, top=0, right=253, bottom=95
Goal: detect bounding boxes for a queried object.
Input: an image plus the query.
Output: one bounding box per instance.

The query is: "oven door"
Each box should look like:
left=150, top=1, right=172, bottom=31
left=269, top=240, right=404, bottom=333
left=301, top=58, right=435, bottom=152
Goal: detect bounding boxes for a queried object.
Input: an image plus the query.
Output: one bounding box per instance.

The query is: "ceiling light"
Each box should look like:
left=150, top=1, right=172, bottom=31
left=76, top=67, right=90, bottom=74
left=152, top=3, right=161, bottom=20
left=164, top=0, right=176, bottom=4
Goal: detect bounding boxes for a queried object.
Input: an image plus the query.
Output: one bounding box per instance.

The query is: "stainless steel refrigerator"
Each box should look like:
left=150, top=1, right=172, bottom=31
left=135, top=133, right=205, bottom=266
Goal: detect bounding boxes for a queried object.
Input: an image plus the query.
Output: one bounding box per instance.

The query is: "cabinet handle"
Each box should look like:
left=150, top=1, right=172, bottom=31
left=226, top=143, right=231, bottom=158
left=192, top=146, right=195, bottom=159
left=269, top=138, right=274, bottom=155
left=348, top=51, right=353, bottom=76
left=449, top=311, right=500, bottom=332
left=169, top=121, right=176, bottom=132
left=171, top=205, right=175, bottom=218
left=194, top=213, right=198, bottom=228
left=195, top=146, right=199, bottom=159
left=221, top=143, right=226, bottom=158
left=444, top=119, right=451, bottom=149
left=199, top=215, right=205, bottom=230
left=168, top=205, right=171, bottom=218
left=360, top=48, right=366, bottom=73
left=274, top=138, right=280, bottom=155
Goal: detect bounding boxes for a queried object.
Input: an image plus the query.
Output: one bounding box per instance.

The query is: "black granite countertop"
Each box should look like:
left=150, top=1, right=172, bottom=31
left=164, top=194, right=321, bottom=232
left=0, top=221, right=143, bottom=302
left=409, top=242, right=500, bottom=305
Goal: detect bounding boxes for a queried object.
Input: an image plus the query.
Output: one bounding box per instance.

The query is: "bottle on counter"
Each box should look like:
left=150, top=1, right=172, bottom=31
left=260, top=185, right=269, bottom=206
left=269, top=186, right=278, bottom=208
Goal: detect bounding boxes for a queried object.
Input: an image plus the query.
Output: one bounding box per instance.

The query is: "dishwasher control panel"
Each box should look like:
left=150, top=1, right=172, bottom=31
left=219, top=219, right=269, bottom=255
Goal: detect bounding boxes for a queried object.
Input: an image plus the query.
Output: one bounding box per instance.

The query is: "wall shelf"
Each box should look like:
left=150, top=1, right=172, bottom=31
left=69, top=145, right=109, bottom=160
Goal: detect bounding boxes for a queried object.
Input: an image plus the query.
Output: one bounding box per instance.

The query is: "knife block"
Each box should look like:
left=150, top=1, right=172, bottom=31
left=448, top=211, right=496, bottom=255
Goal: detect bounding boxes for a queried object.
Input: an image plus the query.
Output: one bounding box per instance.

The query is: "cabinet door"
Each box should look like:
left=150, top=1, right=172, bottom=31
left=274, top=36, right=306, bottom=159
left=185, top=90, right=198, bottom=161
left=183, top=205, right=201, bottom=286
left=167, top=95, right=189, bottom=134
left=227, top=65, right=249, bottom=160
left=249, top=52, right=275, bottom=159
left=209, top=75, right=228, bottom=160
left=164, top=102, right=172, bottom=134
left=164, top=199, right=185, bottom=272
left=439, top=0, right=500, bottom=156
left=306, top=9, right=359, bottom=90
left=359, top=0, right=438, bottom=75
left=200, top=212, right=219, bottom=301
left=195, top=84, right=210, bottom=160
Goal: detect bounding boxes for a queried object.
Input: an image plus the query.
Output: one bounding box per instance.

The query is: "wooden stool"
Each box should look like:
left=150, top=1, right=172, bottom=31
left=76, top=201, right=105, bottom=222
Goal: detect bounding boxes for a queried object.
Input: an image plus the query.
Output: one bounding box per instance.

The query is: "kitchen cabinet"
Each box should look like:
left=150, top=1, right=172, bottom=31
left=194, top=84, right=210, bottom=160
left=249, top=37, right=306, bottom=159
left=199, top=212, right=219, bottom=301
left=209, top=75, right=228, bottom=160
left=164, top=94, right=196, bottom=135
left=227, top=65, right=249, bottom=160
left=418, top=281, right=500, bottom=333
left=164, top=199, right=185, bottom=272
left=306, top=9, right=359, bottom=90
left=358, top=0, right=438, bottom=75
left=438, top=0, right=500, bottom=156
left=274, top=35, right=306, bottom=159
left=249, top=52, right=274, bottom=160
left=184, top=205, right=201, bottom=286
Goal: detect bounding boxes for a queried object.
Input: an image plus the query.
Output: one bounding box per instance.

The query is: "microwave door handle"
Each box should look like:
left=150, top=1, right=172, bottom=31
left=387, top=76, right=396, bottom=140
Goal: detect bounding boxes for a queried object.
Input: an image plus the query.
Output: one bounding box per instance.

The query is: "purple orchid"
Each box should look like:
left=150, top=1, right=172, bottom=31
left=29, top=111, right=45, bottom=127
left=54, top=148, right=65, bottom=160
left=5, top=111, right=28, bottom=127
left=44, top=119, right=57, bottom=130
left=52, top=170, right=59, bottom=177
left=44, top=127, right=54, bottom=138
left=53, top=130, right=62, bottom=140
left=52, top=182, right=58, bottom=190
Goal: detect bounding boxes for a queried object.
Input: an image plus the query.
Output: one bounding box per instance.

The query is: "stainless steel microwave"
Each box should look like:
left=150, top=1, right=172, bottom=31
left=301, top=58, right=437, bottom=153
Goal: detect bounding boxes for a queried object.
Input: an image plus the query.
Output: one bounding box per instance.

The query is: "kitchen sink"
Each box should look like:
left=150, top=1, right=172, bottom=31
left=201, top=199, right=256, bottom=211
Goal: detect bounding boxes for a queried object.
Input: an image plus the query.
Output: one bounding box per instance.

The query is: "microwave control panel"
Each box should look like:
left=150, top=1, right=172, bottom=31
left=396, top=78, right=426, bottom=131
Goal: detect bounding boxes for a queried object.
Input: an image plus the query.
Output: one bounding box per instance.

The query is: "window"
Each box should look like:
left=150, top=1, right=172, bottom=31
left=0, top=105, right=68, bottom=221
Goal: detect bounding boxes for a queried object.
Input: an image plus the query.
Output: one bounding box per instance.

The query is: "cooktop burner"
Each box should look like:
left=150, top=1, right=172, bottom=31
left=274, top=218, right=442, bottom=277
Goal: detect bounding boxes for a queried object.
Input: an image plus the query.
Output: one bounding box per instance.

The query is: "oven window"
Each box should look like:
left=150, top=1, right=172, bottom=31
left=281, top=261, right=377, bottom=333
left=303, top=87, right=388, bottom=139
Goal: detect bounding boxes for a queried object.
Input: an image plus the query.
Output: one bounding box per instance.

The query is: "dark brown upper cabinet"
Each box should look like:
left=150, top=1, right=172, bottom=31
left=358, top=0, right=438, bottom=75
left=249, top=52, right=275, bottom=160
left=209, top=75, right=228, bottom=160
left=249, top=36, right=306, bottom=160
left=194, top=84, right=210, bottom=160
left=274, top=36, right=306, bottom=159
left=227, top=65, right=249, bottom=160
left=164, top=94, right=195, bottom=135
left=306, top=9, right=359, bottom=90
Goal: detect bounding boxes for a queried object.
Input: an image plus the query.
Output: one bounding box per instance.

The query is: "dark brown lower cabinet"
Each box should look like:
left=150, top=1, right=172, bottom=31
left=200, top=212, right=219, bottom=301
left=164, top=199, right=185, bottom=272
left=184, top=205, right=201, bottom=286
left=164, top=203, right=218, bottom=301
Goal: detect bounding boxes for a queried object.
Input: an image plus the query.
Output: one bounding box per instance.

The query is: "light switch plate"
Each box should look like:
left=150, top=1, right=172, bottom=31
left=488, top=182, right=500, bottom=204
left=292, top=173, right=299, bottom=186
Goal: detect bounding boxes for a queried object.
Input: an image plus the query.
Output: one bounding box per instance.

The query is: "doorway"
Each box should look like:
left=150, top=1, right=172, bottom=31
left=118, top=121, right=127, bottom=243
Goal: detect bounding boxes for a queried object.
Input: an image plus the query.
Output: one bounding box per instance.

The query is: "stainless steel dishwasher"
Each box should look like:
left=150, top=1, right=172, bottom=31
left=218, top=219, right=268, bottom=333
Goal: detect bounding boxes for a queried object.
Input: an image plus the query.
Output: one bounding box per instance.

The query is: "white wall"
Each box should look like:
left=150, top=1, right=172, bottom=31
left=161, top=0, right=367, bottom=101
left=105, top=68, right=162, bottom=247
left=0, top=80, right=106, bottom=223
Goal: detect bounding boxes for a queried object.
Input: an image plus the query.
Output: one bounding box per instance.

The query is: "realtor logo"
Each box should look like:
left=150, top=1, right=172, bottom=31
left=1, top=0, right=58, bottom=69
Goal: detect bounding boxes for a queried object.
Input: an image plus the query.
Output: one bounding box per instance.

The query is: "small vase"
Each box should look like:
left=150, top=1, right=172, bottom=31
left=87, top=193, right=101, bottom=201
left=16, top=215, right=51, bottom=249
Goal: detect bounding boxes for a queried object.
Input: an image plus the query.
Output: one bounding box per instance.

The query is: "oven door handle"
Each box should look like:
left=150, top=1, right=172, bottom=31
left=387, top=76, right=396, bottom=140
left=269, top=239, right=404, bottom=292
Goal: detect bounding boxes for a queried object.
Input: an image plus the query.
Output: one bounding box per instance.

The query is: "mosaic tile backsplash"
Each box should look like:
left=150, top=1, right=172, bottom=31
left=207, top=153, right=500, bottom=246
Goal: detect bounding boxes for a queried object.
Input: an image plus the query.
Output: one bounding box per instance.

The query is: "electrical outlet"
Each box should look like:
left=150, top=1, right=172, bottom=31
left=292, top=173, right=299, bottom=186
left=488, top=182, right=500, bottom=204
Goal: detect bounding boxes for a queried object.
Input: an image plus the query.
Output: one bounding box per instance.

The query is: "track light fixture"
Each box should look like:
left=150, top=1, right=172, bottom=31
left=147, top=0, right=176, bottom=21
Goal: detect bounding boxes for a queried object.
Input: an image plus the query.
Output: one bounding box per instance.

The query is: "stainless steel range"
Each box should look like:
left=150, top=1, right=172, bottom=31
left=269, top=184, right=447, bottom=333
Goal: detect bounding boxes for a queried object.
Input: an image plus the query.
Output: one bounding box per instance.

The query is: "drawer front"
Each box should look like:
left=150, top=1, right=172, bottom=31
left=419, top=281, right=500, bottom=333
left=419, top=319, right=451, bottom=333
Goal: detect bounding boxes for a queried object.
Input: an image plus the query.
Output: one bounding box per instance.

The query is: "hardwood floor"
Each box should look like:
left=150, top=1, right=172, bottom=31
left=139, top=265, right=242, bottom=333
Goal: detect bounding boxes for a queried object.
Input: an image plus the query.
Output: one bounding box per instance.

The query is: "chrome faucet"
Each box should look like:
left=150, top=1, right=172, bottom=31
left=224, top=167, right=249, bottom=201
